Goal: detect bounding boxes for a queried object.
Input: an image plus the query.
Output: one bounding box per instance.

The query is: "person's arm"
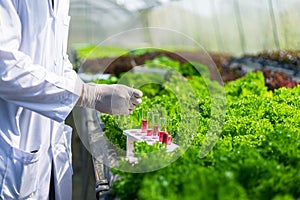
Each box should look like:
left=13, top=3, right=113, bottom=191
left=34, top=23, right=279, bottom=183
left=60, top=17, right=143, bottom=114
left=62, top=56, right=143, bottom=115
left=0, top=0, right=83, bottom=122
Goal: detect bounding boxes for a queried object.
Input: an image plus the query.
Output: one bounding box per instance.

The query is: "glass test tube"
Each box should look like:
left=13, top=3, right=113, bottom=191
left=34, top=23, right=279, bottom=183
left=159, top=117, right=167, bottom=142
left=141, top=110, right=148, bottom=133
left=152, top=113, right=160, bottom=139
left=146, top=111, right=153, bottom=136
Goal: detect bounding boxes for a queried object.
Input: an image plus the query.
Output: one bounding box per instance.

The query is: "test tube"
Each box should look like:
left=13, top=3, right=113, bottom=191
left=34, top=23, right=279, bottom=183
left=141, top=110, right=148, bottom=134
left=160, top=117, right=167, bottom=131
left=167, top=134, right=172, bottom=145
left=159, top=117, right=167, bottom=142
left=162, top=133, right=168, bottom=145
left=146, top=111, right=153, bottom=136
left=152, top=113, right=160, bottom=139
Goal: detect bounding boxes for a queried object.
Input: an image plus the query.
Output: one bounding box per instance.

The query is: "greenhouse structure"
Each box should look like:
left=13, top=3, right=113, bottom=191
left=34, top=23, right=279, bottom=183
left=1, top=0, right=299, bottom=200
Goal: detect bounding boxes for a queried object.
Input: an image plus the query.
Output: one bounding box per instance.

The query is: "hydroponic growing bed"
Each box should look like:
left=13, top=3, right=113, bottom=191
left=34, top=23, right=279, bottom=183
left=74, top=47, right=300, bottom=200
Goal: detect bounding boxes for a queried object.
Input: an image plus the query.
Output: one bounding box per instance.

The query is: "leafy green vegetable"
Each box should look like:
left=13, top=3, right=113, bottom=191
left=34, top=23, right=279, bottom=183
left=99, top=55, right=300, bottom=200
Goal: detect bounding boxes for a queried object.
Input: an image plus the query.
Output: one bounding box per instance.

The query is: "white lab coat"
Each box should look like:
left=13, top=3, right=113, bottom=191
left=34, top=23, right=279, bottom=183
left=0, top=0, right=83, bottom=199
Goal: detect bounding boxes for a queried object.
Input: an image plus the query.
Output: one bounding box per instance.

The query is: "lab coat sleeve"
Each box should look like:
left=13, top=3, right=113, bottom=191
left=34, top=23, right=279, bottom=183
left=63, top=54, right=79, bottom=82
left=0, top=1, right=83, bottom=122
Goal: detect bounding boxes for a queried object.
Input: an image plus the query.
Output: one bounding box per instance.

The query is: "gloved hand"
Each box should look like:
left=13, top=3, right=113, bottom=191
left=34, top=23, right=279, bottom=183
left=76, top=83, right=143, bottom=114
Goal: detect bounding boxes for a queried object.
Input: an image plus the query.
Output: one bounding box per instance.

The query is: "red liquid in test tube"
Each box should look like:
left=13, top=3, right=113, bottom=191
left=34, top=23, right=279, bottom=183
left=162, top=133, right=168, bottom=144
left=152, top=113, right=160, bottom=139
left=167, top=135, right=172, bottom=145
left=159, top=131, right=166, bottom=142
left=141, top=119, right=148, bottom=133
left=146, top=111, right=153, bottom=136
left=162, top=133, right=172, bottom=145
left=153, top=124, right=159, bottom=139
left=147, top=129, right=153, bottom=136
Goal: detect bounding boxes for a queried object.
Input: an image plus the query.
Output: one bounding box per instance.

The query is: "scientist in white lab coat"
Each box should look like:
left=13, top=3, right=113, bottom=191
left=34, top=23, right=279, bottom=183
left=0, top=0, right=142, bottom=199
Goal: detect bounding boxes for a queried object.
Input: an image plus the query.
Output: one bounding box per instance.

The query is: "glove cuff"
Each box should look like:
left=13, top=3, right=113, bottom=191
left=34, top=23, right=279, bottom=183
left=76, top=83, right=98, bottom=109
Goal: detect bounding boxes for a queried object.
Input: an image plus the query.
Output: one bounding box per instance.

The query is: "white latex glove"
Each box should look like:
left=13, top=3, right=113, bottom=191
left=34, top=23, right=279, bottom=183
left=76, top=83, right=143, bottom=114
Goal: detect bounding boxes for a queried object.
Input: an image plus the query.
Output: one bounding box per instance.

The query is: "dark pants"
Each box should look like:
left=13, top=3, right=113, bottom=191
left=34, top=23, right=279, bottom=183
left=49, top=162, right=55, bottom=200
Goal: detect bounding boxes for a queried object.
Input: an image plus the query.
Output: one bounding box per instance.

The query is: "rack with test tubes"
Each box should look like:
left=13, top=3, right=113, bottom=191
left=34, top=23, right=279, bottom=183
left=123, top=111, right=178, bottom=159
